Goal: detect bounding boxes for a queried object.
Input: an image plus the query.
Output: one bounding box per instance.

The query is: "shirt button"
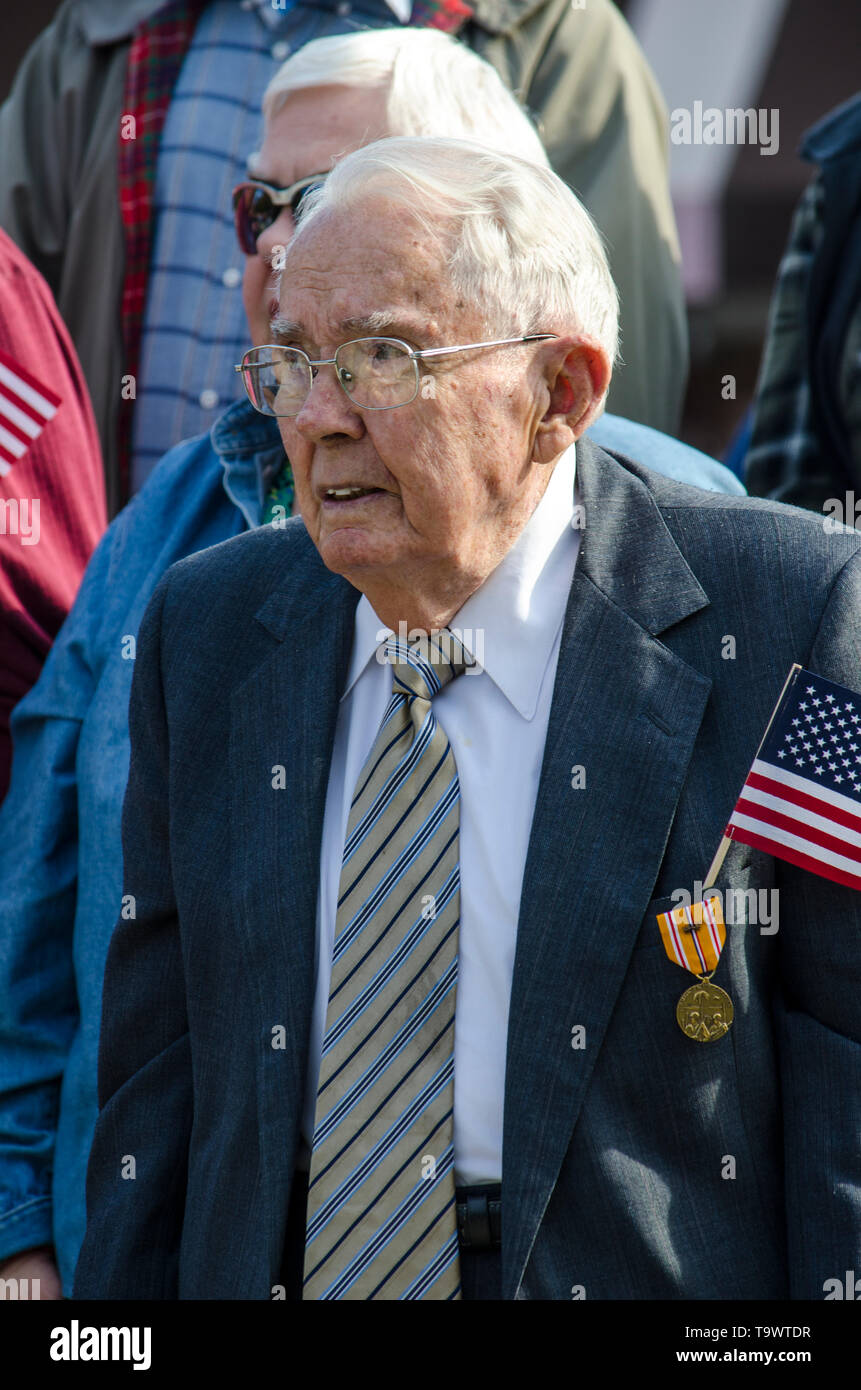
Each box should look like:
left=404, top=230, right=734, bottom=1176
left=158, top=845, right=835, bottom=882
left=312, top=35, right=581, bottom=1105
left=222, top=267, right=242, bottom=289
left=199, top=389, right=219, bottom=410
left=336, top=2, right=351, bottom=14
left=271, top=40, right=291, bottom=61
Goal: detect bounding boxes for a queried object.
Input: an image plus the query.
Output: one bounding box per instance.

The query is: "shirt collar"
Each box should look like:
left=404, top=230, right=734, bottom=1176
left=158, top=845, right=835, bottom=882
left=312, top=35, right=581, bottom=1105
left=252, top=0, right=413, bottom=26
left=383, top=0, right=413, bottom=21
left=212, top=397, right=286, bottom=528
left=78, top=0, right=536, bottom=45
left=345, top=442, right=579, bottom=719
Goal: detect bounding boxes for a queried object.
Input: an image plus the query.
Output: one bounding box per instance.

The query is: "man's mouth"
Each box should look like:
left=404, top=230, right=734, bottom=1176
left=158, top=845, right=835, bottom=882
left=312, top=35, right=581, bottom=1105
left=323, top=485, right=386, bottom=502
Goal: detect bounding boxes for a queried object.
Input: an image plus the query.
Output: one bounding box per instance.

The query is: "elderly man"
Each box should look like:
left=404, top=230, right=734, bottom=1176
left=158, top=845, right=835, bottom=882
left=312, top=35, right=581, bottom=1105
left=74, top=137, right=861, bottom=1301
left=0, top=28, right=739, bottom=1304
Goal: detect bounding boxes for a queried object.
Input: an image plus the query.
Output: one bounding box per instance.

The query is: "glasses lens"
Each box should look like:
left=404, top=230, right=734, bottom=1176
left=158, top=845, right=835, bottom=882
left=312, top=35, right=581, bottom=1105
left=243, top=348, right=310, bottom=416
left=335, top=339, right=416, bottom=409
left=234, top=185, right=277, bottom=255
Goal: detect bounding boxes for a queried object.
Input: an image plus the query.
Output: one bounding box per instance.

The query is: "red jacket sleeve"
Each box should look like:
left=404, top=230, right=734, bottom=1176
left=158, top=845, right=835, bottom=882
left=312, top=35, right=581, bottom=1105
left=0, top=229, right=107, bottom=798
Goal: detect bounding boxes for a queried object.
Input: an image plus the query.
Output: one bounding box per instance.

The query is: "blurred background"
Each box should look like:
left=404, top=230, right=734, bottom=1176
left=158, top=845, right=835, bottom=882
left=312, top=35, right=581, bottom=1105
left=2, top=0, right=858, bottom=462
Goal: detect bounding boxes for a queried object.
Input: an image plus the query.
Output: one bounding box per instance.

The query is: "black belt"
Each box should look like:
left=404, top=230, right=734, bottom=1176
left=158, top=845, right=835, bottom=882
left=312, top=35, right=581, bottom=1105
left=455, top=1183, right=502, bottom=1251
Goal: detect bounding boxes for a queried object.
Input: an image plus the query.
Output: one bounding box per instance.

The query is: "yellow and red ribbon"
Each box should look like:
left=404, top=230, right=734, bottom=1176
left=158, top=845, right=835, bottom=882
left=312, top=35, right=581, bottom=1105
left=656, top=895, right=726, bottom=975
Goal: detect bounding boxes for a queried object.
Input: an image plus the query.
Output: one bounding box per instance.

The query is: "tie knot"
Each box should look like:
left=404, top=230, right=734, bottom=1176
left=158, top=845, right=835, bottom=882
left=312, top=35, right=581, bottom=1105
left=385, top=629, right=474, bottom=702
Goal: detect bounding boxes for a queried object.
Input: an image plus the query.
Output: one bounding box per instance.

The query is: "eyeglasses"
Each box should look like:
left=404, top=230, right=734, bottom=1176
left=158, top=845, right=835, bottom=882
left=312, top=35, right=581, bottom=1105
left=233, top=334, right=558, bottom=416
left=232, top=174, right=327, bottom=255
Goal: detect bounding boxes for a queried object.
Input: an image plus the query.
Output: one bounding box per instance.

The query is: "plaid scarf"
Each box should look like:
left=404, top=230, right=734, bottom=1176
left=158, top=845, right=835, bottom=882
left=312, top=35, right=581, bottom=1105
left=116, top=0, right=474, bottom=508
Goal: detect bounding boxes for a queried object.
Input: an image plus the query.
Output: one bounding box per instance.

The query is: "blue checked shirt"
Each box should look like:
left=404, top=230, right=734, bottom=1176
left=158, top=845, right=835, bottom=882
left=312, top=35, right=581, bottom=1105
left=131, top=0, right=409, bottom=492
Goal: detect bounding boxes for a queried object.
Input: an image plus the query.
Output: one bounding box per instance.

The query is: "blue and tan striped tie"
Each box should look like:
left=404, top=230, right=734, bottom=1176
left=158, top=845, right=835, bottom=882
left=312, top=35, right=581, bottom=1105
left=303, top=629, right=472, bottom=1300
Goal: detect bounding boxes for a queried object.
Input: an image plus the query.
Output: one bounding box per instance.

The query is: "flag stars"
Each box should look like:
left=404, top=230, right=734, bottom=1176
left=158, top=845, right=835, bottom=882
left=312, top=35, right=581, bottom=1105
left=826, top=694, right=836, bottom=703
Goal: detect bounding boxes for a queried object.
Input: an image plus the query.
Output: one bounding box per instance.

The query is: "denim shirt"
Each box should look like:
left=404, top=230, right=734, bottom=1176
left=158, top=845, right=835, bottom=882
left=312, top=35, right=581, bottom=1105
left=0, top=399, right=281, bottom=1291
left=0, top=400, right=741, bottom=1292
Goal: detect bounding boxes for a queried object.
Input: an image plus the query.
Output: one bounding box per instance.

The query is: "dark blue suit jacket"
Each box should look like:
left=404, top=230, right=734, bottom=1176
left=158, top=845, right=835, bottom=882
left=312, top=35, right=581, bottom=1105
left=75, top=439, right=861, bottom=1299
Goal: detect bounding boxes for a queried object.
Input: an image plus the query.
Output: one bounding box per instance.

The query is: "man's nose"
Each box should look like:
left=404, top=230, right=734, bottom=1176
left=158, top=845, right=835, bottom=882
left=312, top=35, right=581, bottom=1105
left=257, top=209, right=295, bottom=267
left=292, top=363, right=365, bottom=442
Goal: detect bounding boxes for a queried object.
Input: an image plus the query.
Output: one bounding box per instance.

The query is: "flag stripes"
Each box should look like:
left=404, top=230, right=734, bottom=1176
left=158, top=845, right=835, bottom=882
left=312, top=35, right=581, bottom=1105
left=0, top=348, right=61, bottom=471
left=725, top=665, right=861, bottom=893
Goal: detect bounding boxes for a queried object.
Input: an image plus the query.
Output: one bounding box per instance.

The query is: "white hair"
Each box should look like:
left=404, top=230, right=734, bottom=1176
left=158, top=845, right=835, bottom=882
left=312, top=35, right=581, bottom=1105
left=261, top=28, right=548, bottom=168
left=290, top=136, right=620, bottom=368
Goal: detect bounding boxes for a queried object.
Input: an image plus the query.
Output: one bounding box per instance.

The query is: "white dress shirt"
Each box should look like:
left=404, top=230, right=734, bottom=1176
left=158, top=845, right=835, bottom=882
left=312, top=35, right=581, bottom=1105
left=302, top=444, right=581, bottom=1183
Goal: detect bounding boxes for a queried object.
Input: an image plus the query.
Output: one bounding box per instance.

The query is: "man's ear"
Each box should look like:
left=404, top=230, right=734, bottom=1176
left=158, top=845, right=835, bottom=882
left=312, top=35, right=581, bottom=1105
left=532, top=338, right=612, bottom=464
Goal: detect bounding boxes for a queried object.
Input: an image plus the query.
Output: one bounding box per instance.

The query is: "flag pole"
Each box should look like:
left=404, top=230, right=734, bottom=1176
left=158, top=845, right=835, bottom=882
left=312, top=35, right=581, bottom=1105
left=702, top=663, right=803, bottom=891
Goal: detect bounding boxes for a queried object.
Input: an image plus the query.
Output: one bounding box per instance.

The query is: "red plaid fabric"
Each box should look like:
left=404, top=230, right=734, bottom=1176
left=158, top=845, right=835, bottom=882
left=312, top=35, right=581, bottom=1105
left=116, top=0, right=474, bottom=506
left=411, top=0, right=474, bottom=30
left=117, top=1, right=206, bottom=506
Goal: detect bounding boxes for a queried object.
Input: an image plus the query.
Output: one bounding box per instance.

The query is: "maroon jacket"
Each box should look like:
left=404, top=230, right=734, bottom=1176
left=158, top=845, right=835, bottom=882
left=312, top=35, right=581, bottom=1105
left=0, top=230, right=107, bottom=799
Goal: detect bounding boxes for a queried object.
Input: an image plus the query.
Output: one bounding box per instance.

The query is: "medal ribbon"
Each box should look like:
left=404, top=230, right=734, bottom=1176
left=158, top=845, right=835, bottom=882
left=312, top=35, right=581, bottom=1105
left=656, top=895, right=726, bottom=976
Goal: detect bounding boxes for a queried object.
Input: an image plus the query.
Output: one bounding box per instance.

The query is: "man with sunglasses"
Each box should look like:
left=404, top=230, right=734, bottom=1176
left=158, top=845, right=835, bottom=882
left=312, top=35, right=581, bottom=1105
left=0, top=31, right=738, bottom=1302
left=1, top=0, right=689, bottom=514
left=75, top=136, right=861, bottom=1302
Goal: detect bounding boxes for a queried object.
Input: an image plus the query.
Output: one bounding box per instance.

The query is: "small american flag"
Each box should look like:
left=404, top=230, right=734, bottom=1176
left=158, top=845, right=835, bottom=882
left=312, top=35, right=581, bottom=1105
left=725, top=666, right=861, bottom=891
left=0, top=347, right=61, bottom=476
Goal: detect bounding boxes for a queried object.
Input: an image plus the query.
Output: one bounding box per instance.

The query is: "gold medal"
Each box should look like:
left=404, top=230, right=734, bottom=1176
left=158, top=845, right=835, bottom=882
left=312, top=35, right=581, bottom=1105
left=656, top=894, right=734, bottom=1041
left=675, top=977, right=734, bottom=1042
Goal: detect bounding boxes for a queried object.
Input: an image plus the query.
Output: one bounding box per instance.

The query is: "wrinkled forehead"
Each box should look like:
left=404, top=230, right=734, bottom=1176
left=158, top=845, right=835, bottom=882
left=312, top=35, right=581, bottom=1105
left=278, top=198, right=459, bottom=342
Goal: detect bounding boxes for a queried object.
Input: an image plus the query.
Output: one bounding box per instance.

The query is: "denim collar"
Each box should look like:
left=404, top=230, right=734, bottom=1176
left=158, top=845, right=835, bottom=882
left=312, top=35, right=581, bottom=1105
left=211, top=397, right=287, bottom=530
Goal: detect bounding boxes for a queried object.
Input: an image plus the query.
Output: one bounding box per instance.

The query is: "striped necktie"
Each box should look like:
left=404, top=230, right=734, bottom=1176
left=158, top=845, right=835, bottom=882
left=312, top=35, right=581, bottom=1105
left=303, top=628, right=473, bottom=1299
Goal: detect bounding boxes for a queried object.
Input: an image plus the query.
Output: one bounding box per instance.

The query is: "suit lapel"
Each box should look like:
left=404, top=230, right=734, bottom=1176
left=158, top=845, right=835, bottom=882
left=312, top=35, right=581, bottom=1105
left=502, top=439, right=714, bottom=1298
left=228, top=524, right=360, bottom=1281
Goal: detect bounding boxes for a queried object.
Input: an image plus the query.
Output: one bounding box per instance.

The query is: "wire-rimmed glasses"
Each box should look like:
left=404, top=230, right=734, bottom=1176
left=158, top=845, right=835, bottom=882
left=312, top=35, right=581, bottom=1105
left=233, top=333, right=558, bottom=416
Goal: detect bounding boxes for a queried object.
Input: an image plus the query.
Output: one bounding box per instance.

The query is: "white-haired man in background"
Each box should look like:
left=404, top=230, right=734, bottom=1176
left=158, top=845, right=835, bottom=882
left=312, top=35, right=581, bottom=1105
left=75, top=137, right=861, bottom=1301
left=0, top=0, right=689, bottom=511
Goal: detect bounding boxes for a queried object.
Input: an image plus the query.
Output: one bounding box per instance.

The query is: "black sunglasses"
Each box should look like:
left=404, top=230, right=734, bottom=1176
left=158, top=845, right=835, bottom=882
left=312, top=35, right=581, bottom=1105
left=232, top=174, right=328, bottom=255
